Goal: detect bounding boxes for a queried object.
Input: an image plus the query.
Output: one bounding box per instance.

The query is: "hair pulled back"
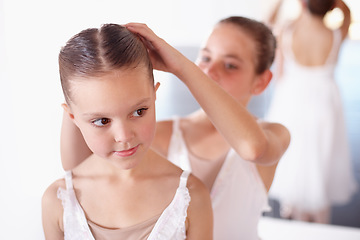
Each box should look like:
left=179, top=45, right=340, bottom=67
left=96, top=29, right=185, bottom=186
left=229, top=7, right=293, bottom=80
left=59, top=24, right=153, bottom=103
left=306, top=0, right=335, bottom=16
left=219, top=16, right=277, bottom=74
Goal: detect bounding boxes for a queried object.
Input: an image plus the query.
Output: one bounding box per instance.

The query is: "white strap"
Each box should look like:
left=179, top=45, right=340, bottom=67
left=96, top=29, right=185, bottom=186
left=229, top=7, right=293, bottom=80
left=172, top=116, right=180, bottom=134
left=64, top=170, right=73, bottom=190
left=179, top=171, right=190, bottom=188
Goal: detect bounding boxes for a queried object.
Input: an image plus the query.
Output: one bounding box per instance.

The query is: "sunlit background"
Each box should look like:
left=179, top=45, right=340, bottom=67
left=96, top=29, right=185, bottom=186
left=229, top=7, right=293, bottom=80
left=0, top=0, right=359, bottom=239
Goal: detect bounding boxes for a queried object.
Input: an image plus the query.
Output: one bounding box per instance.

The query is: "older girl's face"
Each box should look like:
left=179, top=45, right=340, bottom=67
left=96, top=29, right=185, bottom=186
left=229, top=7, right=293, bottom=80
left=196, top=23, right=259, bottom=105
left=67, top=68, right=157, bottom=170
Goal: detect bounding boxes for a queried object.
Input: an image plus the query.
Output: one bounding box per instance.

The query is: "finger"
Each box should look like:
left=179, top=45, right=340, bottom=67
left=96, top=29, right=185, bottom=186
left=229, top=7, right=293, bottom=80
left=125, top=23, right=160, bottom=47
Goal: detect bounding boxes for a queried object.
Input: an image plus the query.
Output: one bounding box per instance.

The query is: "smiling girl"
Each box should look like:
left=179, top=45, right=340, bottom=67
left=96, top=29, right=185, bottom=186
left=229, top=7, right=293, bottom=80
left=41, top=24, right=213, bottom=240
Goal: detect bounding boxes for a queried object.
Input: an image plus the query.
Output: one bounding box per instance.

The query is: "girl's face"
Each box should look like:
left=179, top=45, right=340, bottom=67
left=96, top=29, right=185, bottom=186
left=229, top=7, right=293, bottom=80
left=67, top=68, right=157, bottom=170
left=196, top=23, right=259, bottom=105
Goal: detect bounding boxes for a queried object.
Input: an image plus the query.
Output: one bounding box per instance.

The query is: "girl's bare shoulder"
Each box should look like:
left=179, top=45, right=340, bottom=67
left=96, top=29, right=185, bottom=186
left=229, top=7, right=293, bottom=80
left=42, top=177, right=66, bottom=232
left=42, top=177, right=66, bottom=204
left=185, top=172, right=213, bottom=238
left=186, top=173, right=211, bottom=201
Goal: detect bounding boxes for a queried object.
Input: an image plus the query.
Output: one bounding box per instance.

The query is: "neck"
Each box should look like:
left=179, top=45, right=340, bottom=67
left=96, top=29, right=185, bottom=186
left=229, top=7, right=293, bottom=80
left=86, top=149, right=156, bottom=181
left=299, top=9, right=325, bottom=26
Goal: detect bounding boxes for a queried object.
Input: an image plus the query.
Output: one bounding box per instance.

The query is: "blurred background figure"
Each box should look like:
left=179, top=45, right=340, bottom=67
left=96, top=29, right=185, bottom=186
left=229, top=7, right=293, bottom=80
left=265, top=0, right=358, bottom=223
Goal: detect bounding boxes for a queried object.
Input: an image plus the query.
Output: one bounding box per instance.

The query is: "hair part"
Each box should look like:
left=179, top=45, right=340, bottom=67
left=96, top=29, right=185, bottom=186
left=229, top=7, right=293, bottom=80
left=59, top=23, right=153, bottom=103
left=218, top=16, right=277, bottom=74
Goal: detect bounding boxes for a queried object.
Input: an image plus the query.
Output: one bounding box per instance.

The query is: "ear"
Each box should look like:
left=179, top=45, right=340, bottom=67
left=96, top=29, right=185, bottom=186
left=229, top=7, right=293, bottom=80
left=62, top=103, right=75, bottom=120
left=154, top=82, right=161, bottom=100
left=251, top=70, right=272, bottom=95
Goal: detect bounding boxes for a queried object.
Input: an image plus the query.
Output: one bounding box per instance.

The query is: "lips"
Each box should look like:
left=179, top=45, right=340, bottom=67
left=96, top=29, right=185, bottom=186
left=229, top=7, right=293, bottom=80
left=113, top=145, right=139, bottom=157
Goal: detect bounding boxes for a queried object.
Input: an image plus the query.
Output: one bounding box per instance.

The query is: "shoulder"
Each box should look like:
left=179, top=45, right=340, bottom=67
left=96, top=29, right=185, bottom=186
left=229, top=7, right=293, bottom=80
left=186, top=173, right=211, bottom=210
left=187, top=173, right=208, bottom=195
left=42, top=178, right=66, bottom=236
left=185, top=173, right=213, bottom=239
left=152, top=119, right=174, bottom=157
left=42, top=178, right=66, bottom=208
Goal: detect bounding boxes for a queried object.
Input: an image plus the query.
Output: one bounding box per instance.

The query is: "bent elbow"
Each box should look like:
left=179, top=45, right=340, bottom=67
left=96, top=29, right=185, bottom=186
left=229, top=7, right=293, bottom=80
left=241, top=140, right=268, bottom=163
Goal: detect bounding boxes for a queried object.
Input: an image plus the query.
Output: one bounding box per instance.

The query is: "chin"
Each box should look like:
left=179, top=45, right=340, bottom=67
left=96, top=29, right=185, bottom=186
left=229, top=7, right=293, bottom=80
left=110, top=157, right=142, bottom=170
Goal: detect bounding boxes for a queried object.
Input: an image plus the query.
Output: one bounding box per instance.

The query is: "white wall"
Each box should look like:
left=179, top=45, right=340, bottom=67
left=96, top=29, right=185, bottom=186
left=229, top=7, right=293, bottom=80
left=0, top=0, right=261, bottom=238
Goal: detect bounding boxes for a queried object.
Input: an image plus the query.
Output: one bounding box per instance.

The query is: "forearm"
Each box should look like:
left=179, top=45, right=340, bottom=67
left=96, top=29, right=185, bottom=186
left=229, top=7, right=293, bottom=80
left=175, top=62, right=268, bottom=162
left=336, top=0, right=351, bottom=39
left=61, top=111, right=92, bottom=170
left=125, top=23, right=274, bottom=163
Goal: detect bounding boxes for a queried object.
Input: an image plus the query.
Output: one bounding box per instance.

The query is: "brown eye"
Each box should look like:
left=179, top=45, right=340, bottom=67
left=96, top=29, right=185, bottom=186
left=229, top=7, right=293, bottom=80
left=201, top=56, right=211, bottom=62
left=92, top=118, right=110, bottom=127
left=225, top=63, right=238, bottom=69
left=132, top=108, right=148, bottom=117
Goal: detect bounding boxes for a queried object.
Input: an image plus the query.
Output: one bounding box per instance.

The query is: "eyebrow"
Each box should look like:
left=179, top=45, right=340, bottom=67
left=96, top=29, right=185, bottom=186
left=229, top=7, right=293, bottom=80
left=81, top=97, right=152, bottom=117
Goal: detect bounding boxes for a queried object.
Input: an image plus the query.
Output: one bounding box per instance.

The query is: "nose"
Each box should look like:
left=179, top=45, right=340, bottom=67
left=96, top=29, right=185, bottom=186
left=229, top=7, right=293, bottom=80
left=113, top=121, right=134, bottom=143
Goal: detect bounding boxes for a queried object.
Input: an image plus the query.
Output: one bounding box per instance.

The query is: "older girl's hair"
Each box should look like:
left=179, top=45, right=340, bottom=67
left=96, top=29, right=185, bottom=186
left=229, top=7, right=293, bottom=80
left=306, top=0, right=335, bottom=16
left=218, top=16, right=276, bottom=74
left=59, top=23, right=153, bottom=103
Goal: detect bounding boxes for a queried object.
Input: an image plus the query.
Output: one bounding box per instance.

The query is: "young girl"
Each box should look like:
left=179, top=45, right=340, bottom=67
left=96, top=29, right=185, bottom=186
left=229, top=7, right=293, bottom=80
left=41, top=24, right=213, bottom=240
left=265, top=0, right=358, bottom=223
left=61, top=17, right=290, bottom=240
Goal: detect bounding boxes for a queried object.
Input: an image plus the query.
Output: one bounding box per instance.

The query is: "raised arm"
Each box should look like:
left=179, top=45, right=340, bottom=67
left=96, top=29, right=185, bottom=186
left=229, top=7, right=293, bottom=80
left=125, top=23, right=289, bottom=166
left=334, top=0, right=351, bottom=40
left=266, top=0, right=284, bottom=29
left=61, top=109, right=92, bottom=170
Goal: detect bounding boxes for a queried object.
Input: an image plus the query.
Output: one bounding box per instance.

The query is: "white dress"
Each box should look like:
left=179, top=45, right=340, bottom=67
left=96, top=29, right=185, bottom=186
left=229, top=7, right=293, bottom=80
left=266, top=28, right=358, bottom=212
left=167, top=117, right=269, bottom=240
left=57, top=170, right=191, bottom=240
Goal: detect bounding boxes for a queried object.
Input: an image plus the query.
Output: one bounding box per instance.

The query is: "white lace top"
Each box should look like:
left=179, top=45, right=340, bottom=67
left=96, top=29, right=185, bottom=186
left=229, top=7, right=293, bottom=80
left=57, top=170, right=191, bottom=240
left=167, top=117, right=269, bottom=240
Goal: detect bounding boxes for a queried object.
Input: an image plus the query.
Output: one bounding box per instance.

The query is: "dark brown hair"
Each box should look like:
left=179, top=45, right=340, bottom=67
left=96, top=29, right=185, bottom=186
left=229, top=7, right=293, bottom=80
left=218, top=16, right=276, bottom=74
left=306, top=0, right=335, bottom=16
left=59, top=23, right=153, bottom=103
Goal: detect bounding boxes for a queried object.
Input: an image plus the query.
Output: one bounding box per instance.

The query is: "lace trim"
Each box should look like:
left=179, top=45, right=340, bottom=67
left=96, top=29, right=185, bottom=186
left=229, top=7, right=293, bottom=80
left=57, top=187, right=95, bottom=240
left=57, top=170, right=190, bottom=240
left=148, top=186, right=191, bottom=239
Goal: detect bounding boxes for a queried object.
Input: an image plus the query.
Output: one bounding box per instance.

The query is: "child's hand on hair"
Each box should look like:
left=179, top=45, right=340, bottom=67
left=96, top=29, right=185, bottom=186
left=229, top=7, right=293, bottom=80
left=125, top=23, right=190, bottom=77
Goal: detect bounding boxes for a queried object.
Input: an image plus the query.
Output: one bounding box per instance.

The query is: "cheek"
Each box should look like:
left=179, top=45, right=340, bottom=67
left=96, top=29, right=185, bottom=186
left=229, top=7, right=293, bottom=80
left=139, top=117, right=156, bottom=144
left=220, top=74, right=240, bottom=91
left=223, top=75, right=251, bottom=98
left=80, top=127, right=110, bottom=156
left=136, top=110, right=157, bottom=145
